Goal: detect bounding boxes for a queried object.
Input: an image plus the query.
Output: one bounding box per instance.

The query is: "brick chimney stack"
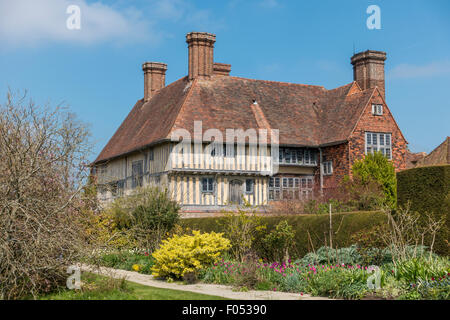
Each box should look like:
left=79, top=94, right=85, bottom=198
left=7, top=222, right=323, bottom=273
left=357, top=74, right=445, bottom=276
left=351, top=50, right=387, bottom=100
left=213, top=63, right=231, bottom=76
left=186, top=32, right=216, bottom=81
left=142, top=62, right=167, bottom=102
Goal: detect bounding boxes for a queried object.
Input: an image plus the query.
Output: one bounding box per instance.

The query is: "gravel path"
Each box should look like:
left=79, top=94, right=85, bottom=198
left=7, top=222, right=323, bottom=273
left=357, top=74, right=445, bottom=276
left=81, top=265, right=330, bottom=300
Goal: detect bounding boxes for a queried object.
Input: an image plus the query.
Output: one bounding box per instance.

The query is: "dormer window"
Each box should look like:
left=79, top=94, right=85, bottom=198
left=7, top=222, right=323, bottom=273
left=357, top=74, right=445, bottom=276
left=372, top=104, right=383, bottom=115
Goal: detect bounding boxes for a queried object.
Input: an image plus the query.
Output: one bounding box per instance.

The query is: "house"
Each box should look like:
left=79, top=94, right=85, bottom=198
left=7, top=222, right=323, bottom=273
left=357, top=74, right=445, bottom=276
left=92, top=31, right=408, bottom=212
left=405, top=150, right=427, bottom=169
left=407, top=137, right=449, bottom=168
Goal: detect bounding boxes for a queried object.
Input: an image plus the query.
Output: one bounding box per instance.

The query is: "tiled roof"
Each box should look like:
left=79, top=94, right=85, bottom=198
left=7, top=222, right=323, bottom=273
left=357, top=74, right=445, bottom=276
left=416, top=137, right=450, bottom=167
left=94, top=76, right=375, bottom=163
left=405, top=150, right=427, bottom=169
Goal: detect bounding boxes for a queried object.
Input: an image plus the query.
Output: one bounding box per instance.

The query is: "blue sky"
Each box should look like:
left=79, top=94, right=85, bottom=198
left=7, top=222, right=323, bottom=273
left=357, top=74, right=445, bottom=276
left=0, top=0, right=449, bottom=160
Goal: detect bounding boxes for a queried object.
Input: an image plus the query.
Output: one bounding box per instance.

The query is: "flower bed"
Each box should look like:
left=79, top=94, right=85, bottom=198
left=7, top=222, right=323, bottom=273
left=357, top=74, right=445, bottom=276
left=199, top=255, right=450, bottom=300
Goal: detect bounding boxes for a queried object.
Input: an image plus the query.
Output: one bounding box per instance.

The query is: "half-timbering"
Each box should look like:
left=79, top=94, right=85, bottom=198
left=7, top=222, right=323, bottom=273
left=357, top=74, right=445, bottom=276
left=92, top=32, right=408, bottom=213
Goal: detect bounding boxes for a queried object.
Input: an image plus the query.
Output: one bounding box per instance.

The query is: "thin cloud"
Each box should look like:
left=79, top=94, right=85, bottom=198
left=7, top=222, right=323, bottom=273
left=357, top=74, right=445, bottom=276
left=153, top=0, right=224, bottom=31
left=0, top=0, right=158, bottom=48
left=0, top=0, right=225, bottom=49
left=388, top=61, right=450, bottom=79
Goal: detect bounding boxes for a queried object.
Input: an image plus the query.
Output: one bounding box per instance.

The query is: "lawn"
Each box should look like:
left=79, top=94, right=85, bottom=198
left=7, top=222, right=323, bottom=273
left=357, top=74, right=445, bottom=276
left=39, top=273, right=228, bottom=300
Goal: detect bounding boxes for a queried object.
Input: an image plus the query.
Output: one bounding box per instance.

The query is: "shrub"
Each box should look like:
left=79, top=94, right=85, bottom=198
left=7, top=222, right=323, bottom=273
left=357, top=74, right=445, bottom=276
left=219, top=202, right=266, bottom=262
left=397, top=165, right=450, bottom=256
left=182, top=211, right=386, bottom=259
left=346, top=151, right=397, bottom=209
left=109, top=187, right=180, bottom=250
left=351, top=225, right=390, bottom=265
left=263, top=220, right=295, bottom=263
left=151, top=230, right=231, bottom=280
left=83, top=211, right=136, bottom=250
left=381, top=206, right=445, bottom=261
left=0, top=90, right=93, bottom=299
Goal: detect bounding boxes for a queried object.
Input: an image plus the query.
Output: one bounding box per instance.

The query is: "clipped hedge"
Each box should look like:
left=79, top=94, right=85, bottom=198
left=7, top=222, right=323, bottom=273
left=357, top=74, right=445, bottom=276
left=181, top=211, right=387, bottom=259
left=397, top=165, right=450, bottom=255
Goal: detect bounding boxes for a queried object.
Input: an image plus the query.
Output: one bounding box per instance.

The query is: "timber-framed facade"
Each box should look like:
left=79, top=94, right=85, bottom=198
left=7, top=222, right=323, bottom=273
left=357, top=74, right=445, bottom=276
left=92, top=32, right=408, bottom=213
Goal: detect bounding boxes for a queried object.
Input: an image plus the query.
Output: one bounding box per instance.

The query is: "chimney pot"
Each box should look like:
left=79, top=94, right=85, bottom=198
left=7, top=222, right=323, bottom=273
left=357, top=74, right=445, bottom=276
left=142, top=62, right=167, bottom=102
left=186, top=32, right=216, bottom=80
left=213, top=62, right=231, bottom=76
left=351, top=50, right=387, bottom=100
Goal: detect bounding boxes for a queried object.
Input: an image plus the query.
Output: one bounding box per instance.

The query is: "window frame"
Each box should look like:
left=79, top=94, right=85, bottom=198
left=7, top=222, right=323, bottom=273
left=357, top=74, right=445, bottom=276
left=131, top=160, right=143, bottom=189
left=322, top=161, right=333, bottom=175
left=201, top=177, right=215, bottom=193
left=269, top=175, right=314, bottom=201
left=365, top=132, right=392, bottom=160
left=149, top=149, right=154, bottom=161
left=245, top=179, right=255, bottom=194
left=277, top=148, right=317, bottom=166
left=372, top=104, right=383, bottom=116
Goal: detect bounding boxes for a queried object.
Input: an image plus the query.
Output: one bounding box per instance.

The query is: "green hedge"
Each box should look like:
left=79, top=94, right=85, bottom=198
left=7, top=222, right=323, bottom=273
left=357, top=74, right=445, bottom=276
left=181, top=211, right=387, bottom=259
left=397, top=165, right=450, bottom=255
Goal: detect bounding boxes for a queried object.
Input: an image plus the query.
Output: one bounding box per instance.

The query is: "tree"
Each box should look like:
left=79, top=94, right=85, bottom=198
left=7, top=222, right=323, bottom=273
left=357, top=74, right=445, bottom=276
left=220, top=201, right=266, bottom=262
left=350, top=151, right=397, bottom=208
left=263, top=220, right=295, bottom=263
left=0, top=90, right=93, bottom=299
left=109, top=186, right=180, bottom=251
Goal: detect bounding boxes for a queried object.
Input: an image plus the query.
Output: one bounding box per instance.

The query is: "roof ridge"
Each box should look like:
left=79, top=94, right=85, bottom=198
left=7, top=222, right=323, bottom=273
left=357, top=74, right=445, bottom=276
left=327, top=82, right=353, bottom=92
left=226, top=75, right=326, bottom=89
left=249, top=102, right=271, bottom=130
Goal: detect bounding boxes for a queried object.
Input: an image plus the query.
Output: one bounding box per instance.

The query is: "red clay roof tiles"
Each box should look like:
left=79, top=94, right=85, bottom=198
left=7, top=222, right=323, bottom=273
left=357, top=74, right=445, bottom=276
left=94, top=75, right=374, bottom=163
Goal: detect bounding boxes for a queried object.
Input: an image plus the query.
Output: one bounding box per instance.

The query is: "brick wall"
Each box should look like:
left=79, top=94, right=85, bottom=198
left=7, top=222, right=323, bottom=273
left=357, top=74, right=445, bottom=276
left=348, top=89, right=407, bottom=172
left=315, top=89, right=407, bottom=198
left=321, top=143, right=350, bottom=191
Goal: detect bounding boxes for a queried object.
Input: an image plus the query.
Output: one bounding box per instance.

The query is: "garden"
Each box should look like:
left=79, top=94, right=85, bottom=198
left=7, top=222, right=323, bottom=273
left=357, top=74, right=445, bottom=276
left=0, top=91, right=448, bottom=300
left=85, top=155, right=449, bottom=300
left=91, top=205, right=449, bottom=300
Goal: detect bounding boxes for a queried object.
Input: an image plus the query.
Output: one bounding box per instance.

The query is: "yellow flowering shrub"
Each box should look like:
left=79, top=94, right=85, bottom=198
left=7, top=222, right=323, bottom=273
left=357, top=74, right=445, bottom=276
left=151, top=230, right=231, bottom=279
left=83, top=210, right=137, bottom=249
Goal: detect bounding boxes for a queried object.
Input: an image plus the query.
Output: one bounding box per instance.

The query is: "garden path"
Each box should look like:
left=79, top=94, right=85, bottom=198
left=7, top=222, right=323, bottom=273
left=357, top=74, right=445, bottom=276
left=81, top=265, right=331, bottom=300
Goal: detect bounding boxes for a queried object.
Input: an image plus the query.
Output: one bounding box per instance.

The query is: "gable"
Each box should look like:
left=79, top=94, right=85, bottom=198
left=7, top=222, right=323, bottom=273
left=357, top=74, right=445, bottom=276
left=95, top=77, right=191, bottom=163
left=417, top=137, right=450, bottom=166
left=94, top=76, right=395, bottom=164
left=350, top=87, right=407, bottom=144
